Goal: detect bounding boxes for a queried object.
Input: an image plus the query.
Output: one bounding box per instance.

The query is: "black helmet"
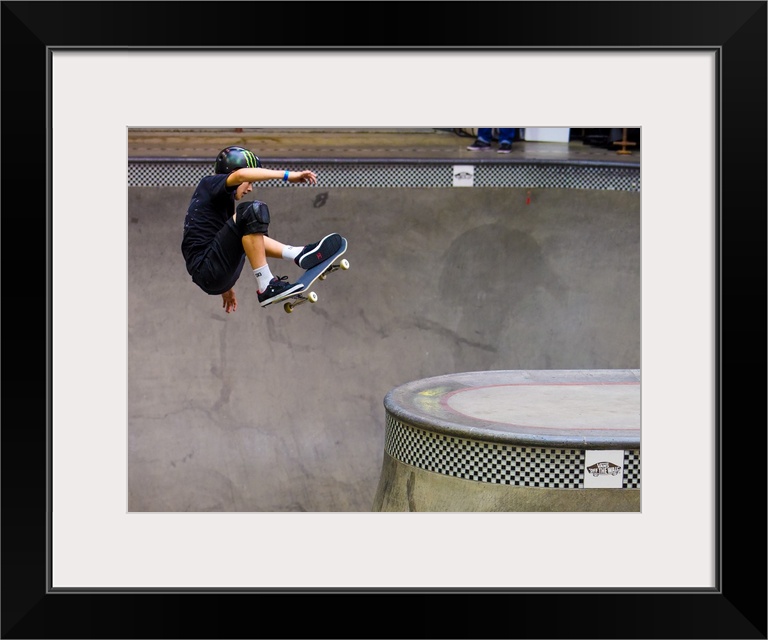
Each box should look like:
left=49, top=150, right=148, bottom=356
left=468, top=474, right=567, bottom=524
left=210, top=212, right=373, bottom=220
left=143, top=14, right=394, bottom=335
left=214, top=146, right=262, bottom=174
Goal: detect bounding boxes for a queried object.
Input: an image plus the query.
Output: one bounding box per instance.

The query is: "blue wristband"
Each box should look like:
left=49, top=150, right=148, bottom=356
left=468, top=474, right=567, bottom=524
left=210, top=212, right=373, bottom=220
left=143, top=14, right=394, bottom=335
left=283, top=170, right=289, bottom=182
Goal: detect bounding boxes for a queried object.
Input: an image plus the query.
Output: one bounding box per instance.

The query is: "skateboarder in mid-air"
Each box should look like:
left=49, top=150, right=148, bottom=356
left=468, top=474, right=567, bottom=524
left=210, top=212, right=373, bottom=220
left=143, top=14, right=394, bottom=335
left=181, top=146, right=343, bottom=312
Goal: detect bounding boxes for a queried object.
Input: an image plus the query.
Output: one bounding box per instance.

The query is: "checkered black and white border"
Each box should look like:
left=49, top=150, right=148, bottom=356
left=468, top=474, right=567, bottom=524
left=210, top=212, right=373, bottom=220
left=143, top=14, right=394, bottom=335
left=128, top=160, right=640, bottom=191
left=385, top=414, right=641, bottom=490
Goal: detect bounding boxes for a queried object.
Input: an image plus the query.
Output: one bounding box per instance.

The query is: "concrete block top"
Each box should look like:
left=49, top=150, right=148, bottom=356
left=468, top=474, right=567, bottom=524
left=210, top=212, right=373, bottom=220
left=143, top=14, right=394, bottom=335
left=384, top=369, right=641, bottom=449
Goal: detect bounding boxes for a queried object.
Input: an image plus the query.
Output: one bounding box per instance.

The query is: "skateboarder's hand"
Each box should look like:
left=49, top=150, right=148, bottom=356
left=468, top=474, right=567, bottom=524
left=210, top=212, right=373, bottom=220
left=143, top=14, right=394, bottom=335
left=288, top=170, right=318, bottom=185
left=221, top=289, right=237, bottom=313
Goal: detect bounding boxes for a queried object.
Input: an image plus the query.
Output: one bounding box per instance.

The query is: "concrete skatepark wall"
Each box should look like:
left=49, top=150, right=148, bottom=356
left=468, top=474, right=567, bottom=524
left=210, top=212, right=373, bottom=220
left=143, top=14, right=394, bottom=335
left=128, top=185, right=640, bottom=512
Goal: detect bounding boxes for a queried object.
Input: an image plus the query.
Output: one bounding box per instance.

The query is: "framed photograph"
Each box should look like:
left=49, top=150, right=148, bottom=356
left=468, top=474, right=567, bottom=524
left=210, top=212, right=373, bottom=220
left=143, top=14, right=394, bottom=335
left=3, top=2, right=764, bottom=638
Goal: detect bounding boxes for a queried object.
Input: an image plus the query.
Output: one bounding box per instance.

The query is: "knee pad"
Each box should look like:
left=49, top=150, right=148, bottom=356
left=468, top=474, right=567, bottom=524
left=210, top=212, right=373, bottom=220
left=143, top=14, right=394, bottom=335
left=235, top=200, right=270, bottom=235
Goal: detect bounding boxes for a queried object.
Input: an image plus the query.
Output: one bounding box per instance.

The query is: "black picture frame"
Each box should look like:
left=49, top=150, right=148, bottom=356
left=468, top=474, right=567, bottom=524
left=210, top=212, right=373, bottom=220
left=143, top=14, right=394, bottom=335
left=2, top=2, right=765, bottom=638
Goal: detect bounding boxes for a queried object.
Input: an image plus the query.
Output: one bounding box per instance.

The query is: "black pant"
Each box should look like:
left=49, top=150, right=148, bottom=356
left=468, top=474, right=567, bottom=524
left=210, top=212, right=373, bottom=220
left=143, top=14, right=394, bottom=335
left=189, top=218, right=247, bottom=295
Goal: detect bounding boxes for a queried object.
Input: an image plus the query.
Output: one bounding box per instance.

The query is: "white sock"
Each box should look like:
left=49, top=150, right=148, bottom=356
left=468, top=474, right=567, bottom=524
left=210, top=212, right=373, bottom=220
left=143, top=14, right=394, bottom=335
left=253, top=264, right=274, bottom=292
left=281, top=245, right=302, bottom=261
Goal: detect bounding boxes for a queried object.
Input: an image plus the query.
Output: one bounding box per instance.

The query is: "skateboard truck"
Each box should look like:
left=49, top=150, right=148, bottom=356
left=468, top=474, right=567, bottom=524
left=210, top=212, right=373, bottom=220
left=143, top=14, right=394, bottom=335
left=283, top=257, right=350, bottom=313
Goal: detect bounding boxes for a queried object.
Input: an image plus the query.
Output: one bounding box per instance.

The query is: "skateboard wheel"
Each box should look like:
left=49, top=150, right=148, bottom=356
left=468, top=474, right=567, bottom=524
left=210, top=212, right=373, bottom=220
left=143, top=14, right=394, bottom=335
left=340, top=259, right=350, bottom=270
left=319, top=273, right=327, bottom=281
left=308, top=292, right=318, bottom=303
left=284, top=302, right=293, bottom=313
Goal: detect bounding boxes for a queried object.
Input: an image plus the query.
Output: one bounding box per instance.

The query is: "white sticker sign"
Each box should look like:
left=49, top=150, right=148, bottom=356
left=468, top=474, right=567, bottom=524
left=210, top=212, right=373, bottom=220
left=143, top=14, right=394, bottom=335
left=583, top=449, right=625, bottom=489
left=452, top=165, right=475, bottom=187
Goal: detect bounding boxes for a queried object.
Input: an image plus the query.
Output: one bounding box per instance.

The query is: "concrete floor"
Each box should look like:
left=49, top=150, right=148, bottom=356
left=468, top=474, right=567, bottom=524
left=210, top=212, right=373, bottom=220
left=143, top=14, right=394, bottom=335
left=127, top=135, right=640, bottom=511
left=128, top=127, right=641, bottom=164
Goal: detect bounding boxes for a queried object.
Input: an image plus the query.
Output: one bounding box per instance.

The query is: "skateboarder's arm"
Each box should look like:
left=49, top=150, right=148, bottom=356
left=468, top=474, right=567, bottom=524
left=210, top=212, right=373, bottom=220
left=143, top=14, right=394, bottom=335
left=221, top=288, right=237, bottom=314
left=226, top=168, right=318, bottom=187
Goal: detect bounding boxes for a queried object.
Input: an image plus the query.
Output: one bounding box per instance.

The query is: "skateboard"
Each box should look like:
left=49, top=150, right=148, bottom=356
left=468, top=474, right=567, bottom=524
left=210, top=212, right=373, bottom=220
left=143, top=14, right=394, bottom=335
left=271, top=236, right=349, bottom=313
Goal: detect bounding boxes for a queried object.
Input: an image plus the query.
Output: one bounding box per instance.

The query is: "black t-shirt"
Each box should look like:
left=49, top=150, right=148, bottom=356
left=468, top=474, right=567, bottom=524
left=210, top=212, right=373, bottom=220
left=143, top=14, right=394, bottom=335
left=181, top=174, right=236, bottom=268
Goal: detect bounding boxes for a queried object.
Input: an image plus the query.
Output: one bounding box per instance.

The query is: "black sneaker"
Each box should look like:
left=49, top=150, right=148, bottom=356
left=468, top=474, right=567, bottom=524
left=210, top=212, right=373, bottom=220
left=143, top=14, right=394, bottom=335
left=294, top=233, right=343, bottom=269
left=258, top=276, right=304, bottom=307
left=467, top=138, right=492, bottom=151
left=497, top=141, right=513, bottom=153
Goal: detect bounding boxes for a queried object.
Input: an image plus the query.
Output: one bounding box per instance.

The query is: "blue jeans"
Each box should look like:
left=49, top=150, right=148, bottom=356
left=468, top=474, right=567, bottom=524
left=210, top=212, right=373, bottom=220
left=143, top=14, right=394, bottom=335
left=478, top=128, right=516, bottom=144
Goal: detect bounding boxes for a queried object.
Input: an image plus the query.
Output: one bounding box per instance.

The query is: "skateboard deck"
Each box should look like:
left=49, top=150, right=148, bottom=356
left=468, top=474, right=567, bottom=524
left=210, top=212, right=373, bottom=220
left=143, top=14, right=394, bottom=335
left=266, top=236, right=349, bottom=313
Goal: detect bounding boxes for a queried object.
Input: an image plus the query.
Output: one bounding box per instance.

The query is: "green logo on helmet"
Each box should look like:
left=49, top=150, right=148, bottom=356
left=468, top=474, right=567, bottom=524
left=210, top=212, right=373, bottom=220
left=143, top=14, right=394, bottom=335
left=243, top=149, right=259, bottom=168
